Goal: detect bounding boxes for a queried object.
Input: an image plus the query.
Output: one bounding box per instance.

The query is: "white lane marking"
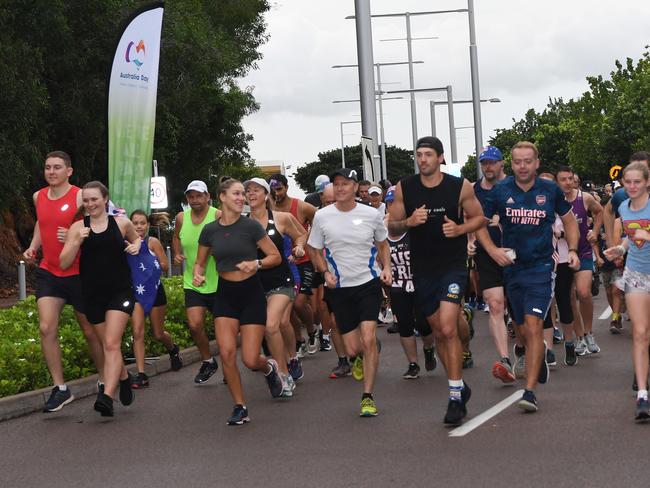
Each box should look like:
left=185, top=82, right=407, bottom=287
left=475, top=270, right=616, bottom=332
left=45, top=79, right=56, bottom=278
left=599, top=306, right=612, bottom=320
left=449, top=389, right=524, bottom=437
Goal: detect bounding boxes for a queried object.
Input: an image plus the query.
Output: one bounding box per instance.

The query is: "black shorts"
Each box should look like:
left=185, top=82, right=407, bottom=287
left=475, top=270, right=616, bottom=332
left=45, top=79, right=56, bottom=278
left=297, top=262, right=314, bottom=295
left=214, top=275, right=267, bottom=325
left=326, top=278, right=382, bottom=335
left=184, top=289, right=217, bottom=310
left=474, top=247, right=504, bottom=290
left=35, top=268, right=85, bottom=313
left=84, top=288, right=135, bottom=325
left=153, top=284, right=167, bottom=307
left=311, top=270, right=324, bottom=289
left=389, top=290, right=432, bottom=338
left=414, top=267, right=468, bottom=318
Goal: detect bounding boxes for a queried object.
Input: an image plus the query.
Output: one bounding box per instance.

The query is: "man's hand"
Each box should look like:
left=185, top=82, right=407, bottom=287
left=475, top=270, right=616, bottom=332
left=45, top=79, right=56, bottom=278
left=56, top=227, right=68, bottom=243
left=568, top=250, right=580, bottom=270
left=293, top=245, right=305, bottom=258
left=488, top=247, right=515, bottom=267
left=406, top=205, right=428, bottom=228
left=324, top=270, right=338, bottom=288
left=442, top=215, right=462, bottom=238
left=467, top=240, right=477, bottom=257
left=380, top=267, right=392, bottom=287
left=192, top=273, right=206, bottom=287
left=23, top=248, right=38, bottom=262
left=174, top=253, right=186, bottom=265
left=586, top=229, right=598, bottom=244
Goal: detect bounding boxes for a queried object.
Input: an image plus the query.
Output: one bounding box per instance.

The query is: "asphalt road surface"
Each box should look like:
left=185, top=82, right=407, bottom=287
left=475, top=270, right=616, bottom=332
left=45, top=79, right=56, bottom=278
left=1, top=293, right=647, bottom=488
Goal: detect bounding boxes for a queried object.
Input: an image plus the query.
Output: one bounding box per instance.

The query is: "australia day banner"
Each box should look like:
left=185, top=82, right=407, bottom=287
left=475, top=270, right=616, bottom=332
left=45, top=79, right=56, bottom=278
left=108, top=2, right=164, bottom=214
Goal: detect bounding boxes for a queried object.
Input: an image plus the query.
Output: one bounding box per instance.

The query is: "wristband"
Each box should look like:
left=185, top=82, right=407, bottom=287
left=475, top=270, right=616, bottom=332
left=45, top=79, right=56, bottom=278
left=257, top=259, right=262, bottom=270
left=568, top=248, right=578, bottom=253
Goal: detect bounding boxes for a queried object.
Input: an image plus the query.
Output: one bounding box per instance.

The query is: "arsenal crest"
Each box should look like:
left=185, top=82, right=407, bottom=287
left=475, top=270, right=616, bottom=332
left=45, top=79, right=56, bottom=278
left=536, top=194, right=546, bottom=206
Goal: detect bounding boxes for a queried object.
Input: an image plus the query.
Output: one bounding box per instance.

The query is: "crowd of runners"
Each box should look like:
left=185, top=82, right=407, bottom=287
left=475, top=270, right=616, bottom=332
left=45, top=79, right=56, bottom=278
left=22, top=139, right=650, bottom=425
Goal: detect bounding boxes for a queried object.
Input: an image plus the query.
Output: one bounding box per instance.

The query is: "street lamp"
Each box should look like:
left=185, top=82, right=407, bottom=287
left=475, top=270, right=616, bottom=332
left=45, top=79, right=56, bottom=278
left=339, top=121, right=362, bottom=168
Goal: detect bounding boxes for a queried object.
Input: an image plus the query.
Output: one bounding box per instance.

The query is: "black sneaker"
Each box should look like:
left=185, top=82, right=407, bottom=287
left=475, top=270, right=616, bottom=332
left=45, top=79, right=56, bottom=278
left=43, top=386, right=74, bottom=413
left=288, top=358, right=304, bottom=381
left=169, top=344, right=183, bottom=371
left=265, top=359, right=283, bottom=398
left=386, top=323, right=400, bottom=334
left=546, top=348, right=557, bottom=367
left=552, top=327, right=563, bottom=344
left=462, top=351, right=474, bottom=369
left=227, top=404, right=250, bottom=425
left=120, top=375, right=134, bottom=405
left=423, top=346, right=437, bottom=372
left=518, top=389, right=538, bottom=412
left=443, top=399, right=465, bottom=425
left=320, top=336, right=332, bottom=352
left=564, top=342, right=578, bottom=366
left=194, top=358, right=219, bottom=384
left=402, top=362, right=420, bottom=379
left=131, top=372, right=149, bottom=389
left=635, top=398, right=650, bottom=422
left=93, top=392, right=114, bottom=417
left=538, top=343, right=549, bottom=385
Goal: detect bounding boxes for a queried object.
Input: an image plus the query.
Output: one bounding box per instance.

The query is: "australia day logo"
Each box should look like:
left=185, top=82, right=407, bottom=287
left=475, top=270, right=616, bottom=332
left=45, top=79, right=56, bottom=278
left=125, top=40, right=146, bottom=70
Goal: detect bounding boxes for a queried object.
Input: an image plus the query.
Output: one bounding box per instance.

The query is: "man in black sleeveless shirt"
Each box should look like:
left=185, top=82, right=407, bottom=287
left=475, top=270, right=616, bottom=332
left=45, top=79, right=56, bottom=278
left=388, top=136, right=487, bottom=426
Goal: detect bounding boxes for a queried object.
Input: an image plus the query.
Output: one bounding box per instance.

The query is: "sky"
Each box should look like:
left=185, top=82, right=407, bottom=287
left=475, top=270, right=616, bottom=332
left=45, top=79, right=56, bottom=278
left=239, top=0, right=650, bottom=190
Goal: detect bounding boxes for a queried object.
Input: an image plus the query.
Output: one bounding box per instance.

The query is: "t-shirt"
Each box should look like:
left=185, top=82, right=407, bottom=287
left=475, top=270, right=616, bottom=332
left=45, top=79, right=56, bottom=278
left=307, top=202, right=387, bottom=288
left=199, top=216, right=266, bottom=273
left=388, top=233, right=414, bottom=293
left=482, top=176, right=572, bottom=271
left=304, top=192, right=321, bottom=208
left=618, top=197, right=650, bottom=275
left=611, top=188, right=629, bottom=218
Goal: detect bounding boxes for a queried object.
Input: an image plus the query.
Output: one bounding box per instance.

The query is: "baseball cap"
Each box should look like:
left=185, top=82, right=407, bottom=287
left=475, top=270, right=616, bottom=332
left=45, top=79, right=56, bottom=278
left=330, top=167, right=359, bottom=182
left=243, top=177, right=270, bottom=193
left=416, top=136, right=446, bottom=164
left=368, top=185, right=382, bottom=195
left=185, top=180, right=208, bottom=194
left=479, top=146, right=503, bottom=162
left=385, top=185, right=396, bottom=203
left=315, top=174, right=330, bottom=193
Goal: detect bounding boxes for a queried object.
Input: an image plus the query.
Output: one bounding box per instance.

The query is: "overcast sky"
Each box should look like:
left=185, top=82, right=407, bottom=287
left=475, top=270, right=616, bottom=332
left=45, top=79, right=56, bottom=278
left=239, top=0, right=650, bottom=187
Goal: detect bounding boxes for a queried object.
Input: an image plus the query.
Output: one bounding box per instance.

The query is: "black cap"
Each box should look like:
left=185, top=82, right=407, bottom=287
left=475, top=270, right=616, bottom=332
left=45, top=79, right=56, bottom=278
left=416, top=136, right=446, bottom=164
left=330, top=167, right=359, bottom=182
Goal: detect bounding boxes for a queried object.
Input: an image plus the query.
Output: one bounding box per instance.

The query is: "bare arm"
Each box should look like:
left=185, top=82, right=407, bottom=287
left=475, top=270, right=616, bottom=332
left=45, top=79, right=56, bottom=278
left=560, top=210, right=580, bottom=269
left=257, top=235, right=282, bottom=269
left=59, top=221, right=87, bottom=270
left=278, top=212, right=307, bottom=253
left=300, top=200, right=317, bottom=226
left=602, top=200, right=616, bottom=248
left=375, top=239, right=392, bottom=286
left=584, top=192, right=603, bottom=243
left=443, top=180, right=486, bottom=237
left=172, top=211, right=184, bottom=264
left=192, top=245, right=211, bottom=287
left=148, top=236, right=169, bottom=273
left=387, top=182, right=429, bottom=235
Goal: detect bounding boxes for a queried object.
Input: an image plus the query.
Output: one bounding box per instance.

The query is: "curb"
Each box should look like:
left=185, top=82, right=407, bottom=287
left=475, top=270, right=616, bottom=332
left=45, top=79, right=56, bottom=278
left=0, top=341, right=219, bottom=422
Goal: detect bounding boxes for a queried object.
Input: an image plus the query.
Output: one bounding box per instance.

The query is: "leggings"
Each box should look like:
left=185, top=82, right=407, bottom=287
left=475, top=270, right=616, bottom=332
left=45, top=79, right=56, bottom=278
left=390, top=290, right=432, bottom=338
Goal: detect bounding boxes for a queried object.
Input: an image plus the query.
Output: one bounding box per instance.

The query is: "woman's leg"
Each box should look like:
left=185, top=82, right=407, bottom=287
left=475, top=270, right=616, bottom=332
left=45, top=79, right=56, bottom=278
left=95, top=310, right=129, bottom=398
left=215, top=317, right=245, bottom=405
left=131, top=304, right=147, bottom=373
left=265, top=294, right=292, bottom=374
left=628, top=293, right=650, bottom=392
left=149, top=304, right=175, bottom=351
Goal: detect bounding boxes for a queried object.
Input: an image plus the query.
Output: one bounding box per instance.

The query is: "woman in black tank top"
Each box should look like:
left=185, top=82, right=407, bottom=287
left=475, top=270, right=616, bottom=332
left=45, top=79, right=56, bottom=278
left=60, top=181, right=141, bottom=417
left=245, top=178, right=307, bottom=394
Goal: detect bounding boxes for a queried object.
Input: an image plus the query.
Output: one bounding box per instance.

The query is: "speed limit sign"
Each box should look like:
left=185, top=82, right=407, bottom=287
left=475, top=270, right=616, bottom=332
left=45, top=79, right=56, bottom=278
left=150, top=176, right=168, bottom=209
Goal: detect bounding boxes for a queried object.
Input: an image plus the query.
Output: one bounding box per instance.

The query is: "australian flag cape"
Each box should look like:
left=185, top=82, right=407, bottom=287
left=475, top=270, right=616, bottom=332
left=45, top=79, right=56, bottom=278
left=127, top=237, right=161, bottom=315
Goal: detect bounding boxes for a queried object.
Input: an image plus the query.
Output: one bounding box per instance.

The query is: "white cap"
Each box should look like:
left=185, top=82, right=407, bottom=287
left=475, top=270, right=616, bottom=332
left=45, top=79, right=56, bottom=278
left=185, top=180, right=208, bottom=194
left=368, top=185, right=382, bottom=195
left=314, top=174, right=330, bottom=192
left=243, top=177, right=270, bottom=193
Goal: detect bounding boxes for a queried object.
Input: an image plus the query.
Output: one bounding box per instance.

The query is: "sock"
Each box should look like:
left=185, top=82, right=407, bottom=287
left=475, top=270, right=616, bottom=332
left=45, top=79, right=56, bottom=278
left=449, top=379, right=464, bottom=401
left=57, top=384, right=67, bottom=391
left=612, top=312, right=621, bottom=321
left=362, top=392, right=373, bottom=400
left=289, top=355, right=298, bottom=361
left=638, top=389, right=648, bottom=401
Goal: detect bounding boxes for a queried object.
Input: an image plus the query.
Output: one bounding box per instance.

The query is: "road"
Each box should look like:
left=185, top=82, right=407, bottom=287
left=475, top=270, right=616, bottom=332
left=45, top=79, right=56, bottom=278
left=0, top=292, right=647, bottom=488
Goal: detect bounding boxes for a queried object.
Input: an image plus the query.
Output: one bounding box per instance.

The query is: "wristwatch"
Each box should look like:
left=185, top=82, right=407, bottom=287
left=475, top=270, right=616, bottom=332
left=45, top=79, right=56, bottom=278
left=257, top=259, right=262, bottom=269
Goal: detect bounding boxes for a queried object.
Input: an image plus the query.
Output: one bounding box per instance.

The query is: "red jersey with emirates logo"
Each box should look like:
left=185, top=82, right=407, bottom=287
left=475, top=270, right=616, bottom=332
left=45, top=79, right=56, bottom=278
left=36, top=185, right=81, bottom=276
left=289, top=198, right=310, bottom=265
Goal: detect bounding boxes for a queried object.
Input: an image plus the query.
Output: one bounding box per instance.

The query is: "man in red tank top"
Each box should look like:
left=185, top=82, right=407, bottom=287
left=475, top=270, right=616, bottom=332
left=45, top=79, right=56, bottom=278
left=23, top=151, right=104, bottom=413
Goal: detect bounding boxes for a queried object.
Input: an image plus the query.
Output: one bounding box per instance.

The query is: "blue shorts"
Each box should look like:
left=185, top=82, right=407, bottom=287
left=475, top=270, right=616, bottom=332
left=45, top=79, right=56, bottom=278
left=504, top=266, right=554, bottom=326
left=578, top=257, right=594, bottom=272
left=413, top=267, right=467, bottom=318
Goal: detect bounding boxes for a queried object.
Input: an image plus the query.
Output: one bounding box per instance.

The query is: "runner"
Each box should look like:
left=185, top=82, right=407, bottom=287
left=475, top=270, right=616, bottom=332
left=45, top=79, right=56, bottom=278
left=60, top=181, right=139, bottom=417
left=129, top=210, right=183, bottom=389
left=368, top=185, right=386, bottom=214
left=23, top=151, right=105, bottom=413
left=356, top=180, right=372, bottom=204
left=307, top=168, right=392, bottom=417
left=388, top=136, right=486, bottom=425
left=556, top=166, right=603, bottom=355
left=194, top=178, right=284, bottom=425
left=172, top=180, right=221, bottom=384
left=604, top=161, right=650, bottom=421
left=477, top=141, right=579, bottom=413
left=468, top=146, right=515, bottom=383
left=305, top=174, right=329, bottom=208
left=245, top=177, right=307, bottom=397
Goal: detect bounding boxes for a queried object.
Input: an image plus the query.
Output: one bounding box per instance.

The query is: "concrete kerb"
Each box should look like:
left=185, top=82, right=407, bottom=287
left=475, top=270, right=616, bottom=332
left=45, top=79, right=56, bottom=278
left=0, top=341, right=219, bottom=422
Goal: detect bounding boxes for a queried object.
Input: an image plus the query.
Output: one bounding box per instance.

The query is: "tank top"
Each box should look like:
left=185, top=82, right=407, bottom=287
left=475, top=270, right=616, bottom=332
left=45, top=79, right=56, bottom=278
left=401, top=173, right=467, bottom=276
left=36, top=185, right=81, bottom=276
left=569, top=191, right=593, bottom=259
left=80, top=216, right=132, bottom=297
left=388, top=233, right=415, bottom=293
left=179, top=207, right=218, bottom=293
left=289, top=198, right=310, bottom=265
left=256, top=210, right=293, bottom=291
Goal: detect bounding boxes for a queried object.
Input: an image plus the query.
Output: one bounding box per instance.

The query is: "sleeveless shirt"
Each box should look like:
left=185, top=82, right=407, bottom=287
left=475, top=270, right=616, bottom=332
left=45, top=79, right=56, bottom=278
left=569, top=191, right=593, bottom=259
left=256, top=210, right=294, bottom=291
left=36, top=185, right=81, bottom=276
left=179, top=207, right=218, bottom=293
left=401, top=173, right=467, bottom=275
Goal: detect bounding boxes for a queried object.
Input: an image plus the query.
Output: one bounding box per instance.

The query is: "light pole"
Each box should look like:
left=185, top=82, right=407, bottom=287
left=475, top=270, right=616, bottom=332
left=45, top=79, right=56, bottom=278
left=339, top=121, right=362, bottom=168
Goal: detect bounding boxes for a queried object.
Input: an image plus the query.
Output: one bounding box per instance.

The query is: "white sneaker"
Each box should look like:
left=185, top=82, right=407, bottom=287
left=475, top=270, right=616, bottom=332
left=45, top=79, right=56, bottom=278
left=575, top=337, right=590, bottom=356
left=585, top=332, right=600, bottom=354
left=280, top=373, right=294, bottom=397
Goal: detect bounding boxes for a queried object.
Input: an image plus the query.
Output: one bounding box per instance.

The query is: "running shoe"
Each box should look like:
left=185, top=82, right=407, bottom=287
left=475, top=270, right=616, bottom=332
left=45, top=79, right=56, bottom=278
left=360, top=396, right=378, bottom=417
left=93, top=392, right=114, bottom=417
left=288, top=358, right=304, bottom=381
left=330, top=358, right=351, bottom=378
left=443, top=383, right=472, bottom=425
left=462, top=351, right=474, bottom=369
left=280, top=373, right=295, bottom=398
left=518, top=389, right=538, bottom=412
left=43, top=386, right=74, bottom=413
left=575, top=337, right=589, bottom=356
left=296, top=340, right=308, bottom=359
left=320, top=336, right=332, bottom=352
left=476, top=300, right=486, bottom=311
left=467, top=296, right=476, bottom=309
left=635, top=398, right=650, bottom=422
left=307, top=332, right=319, bottom=354
left=119, top=375, right=134, bottom=405
left=265, top=359, right=284, bottom=398
left=506, top=316, right=515, bottom=339
left=169, top=344, right=183, bottom=371
left=462, top=303, right=475, bottom=339
left=227, top=404, right=250, bottom=425
left=351, top=356, right=364, bottom=381
left=131, top=372, right=149, bottom=389
left=402, top=362, right=420, bottom=379
left=585, top=332, right=600, bottom=354
left=552, top=327, right=564, bottom=344
left=546, top=348, right=557, bottom=367
left=492, top=358, right=516, bottom=383
left=609, top=318, right=623, bottom=334
left=538, top=343, right=549, bottom=385
left=513, top=345, right=526, bottom=379
left=423, top=346, right=437, bottom=372
left=386, top=323, right=400, bottom=334
left=194, top=358, right=219, bottom=384
left=564, top=342, right=578, bottom=366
